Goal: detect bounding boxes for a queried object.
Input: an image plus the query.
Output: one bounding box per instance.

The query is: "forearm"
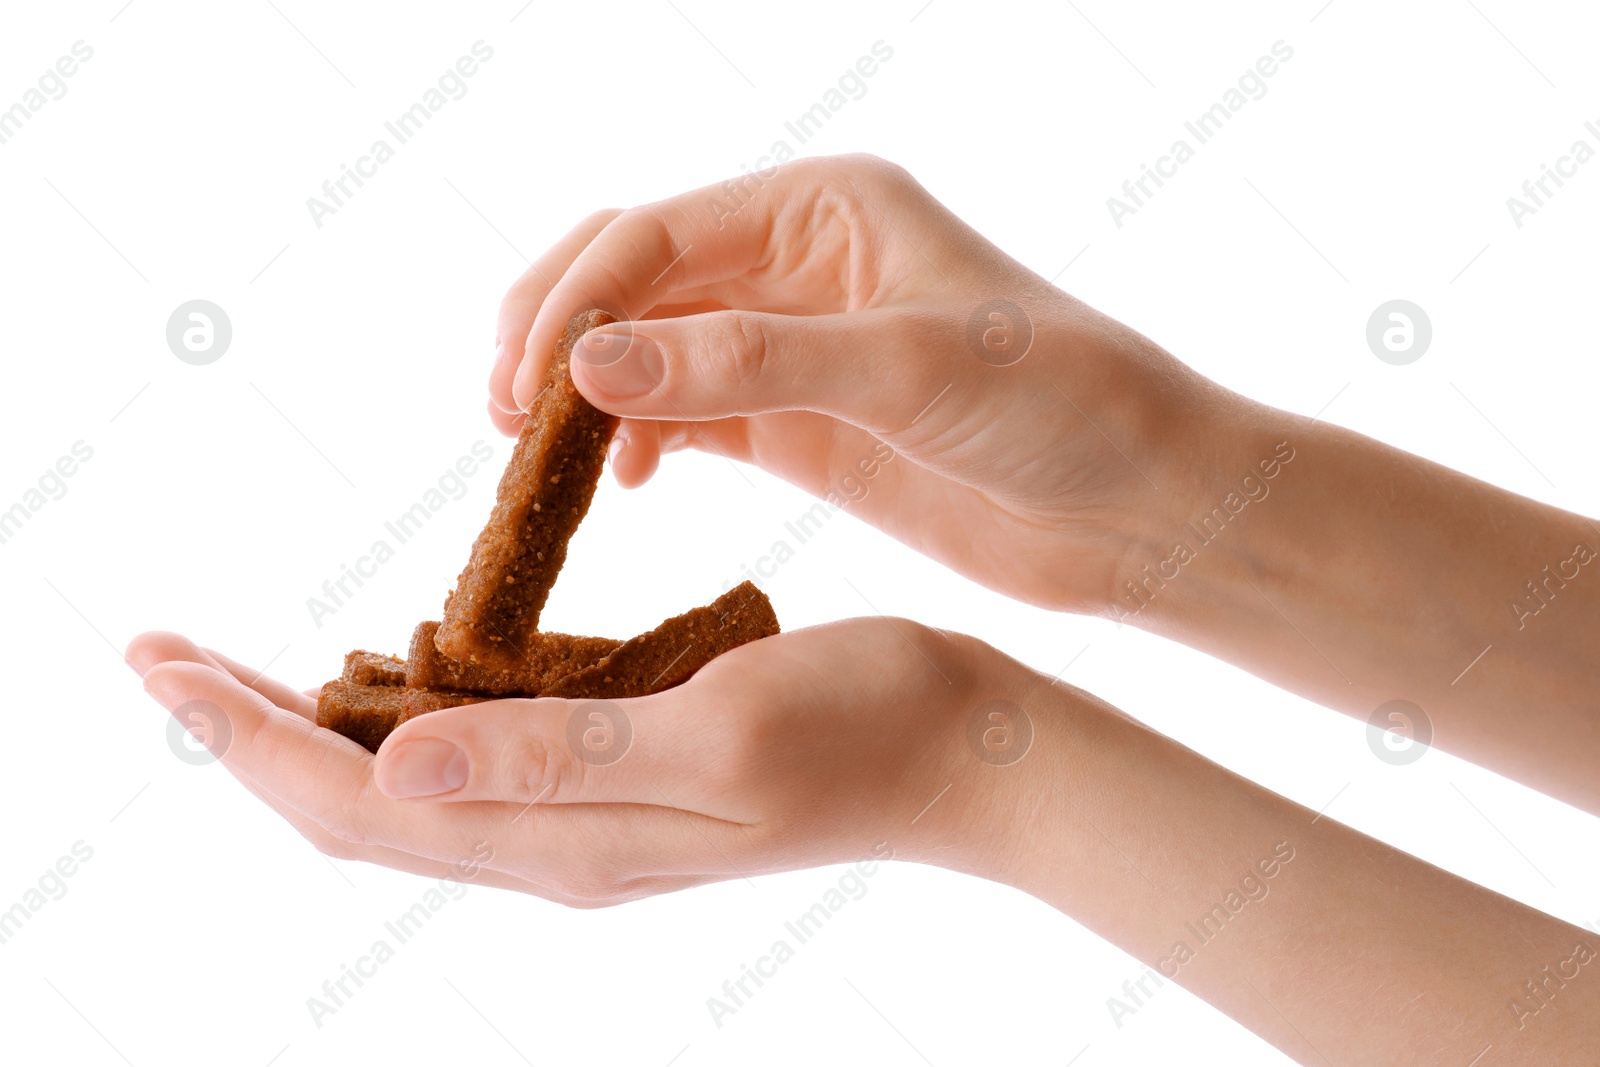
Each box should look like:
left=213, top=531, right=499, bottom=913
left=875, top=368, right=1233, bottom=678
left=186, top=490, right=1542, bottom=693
left=1119, top=392, right=1600, bottom=812
left=980, top=669, right=1600, bottom=1063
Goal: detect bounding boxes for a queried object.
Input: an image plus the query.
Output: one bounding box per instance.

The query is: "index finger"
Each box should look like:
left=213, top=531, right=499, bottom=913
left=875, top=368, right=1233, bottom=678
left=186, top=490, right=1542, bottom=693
left=511, top=157, right=888, bottom=411
left=489, top=208, right=622, bottom=414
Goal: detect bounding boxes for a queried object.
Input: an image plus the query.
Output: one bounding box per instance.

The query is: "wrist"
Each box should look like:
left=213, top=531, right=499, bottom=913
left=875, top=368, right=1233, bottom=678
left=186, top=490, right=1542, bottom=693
left=935, top=654, right=1153, bottom=910
left=1094, top=386, right=1304, bottom=630
left=1036, top=299, right=1278, bottom=619
left=907, top=639, right=1076, bottom=886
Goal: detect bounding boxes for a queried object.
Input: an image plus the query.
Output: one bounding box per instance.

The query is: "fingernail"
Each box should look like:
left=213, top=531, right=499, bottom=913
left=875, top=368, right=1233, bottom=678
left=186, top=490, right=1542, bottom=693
left=492, top=340, right=504, bottom=368
left=380, top=739, right=469, bottom=798
left=576, top=331, right=662, bottom=400
left=512, top=357, right=539, bottom=411
left=607, top=426, right=627, bottom=469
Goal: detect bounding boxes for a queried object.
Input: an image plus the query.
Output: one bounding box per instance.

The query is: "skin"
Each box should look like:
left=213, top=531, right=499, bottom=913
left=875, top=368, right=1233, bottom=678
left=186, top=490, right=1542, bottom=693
left=133, top=155, right=1600, bottom=1062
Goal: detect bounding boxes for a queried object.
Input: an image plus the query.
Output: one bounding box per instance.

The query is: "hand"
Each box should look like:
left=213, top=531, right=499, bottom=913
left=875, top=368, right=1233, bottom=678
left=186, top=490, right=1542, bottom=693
left=481, top=156, right=1600, bottom=819
left=126, top=620, right=1036, bottom=906
left=129, top=624, right=1600, bottom=1061
left=487, top=154, right=1226, bottom=614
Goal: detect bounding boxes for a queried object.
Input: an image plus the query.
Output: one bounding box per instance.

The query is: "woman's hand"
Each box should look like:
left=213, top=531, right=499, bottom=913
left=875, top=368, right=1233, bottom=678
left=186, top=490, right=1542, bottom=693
left=484, top=155, right=1600, bottom=817
left=127, top=624, right=1600, bottom=1061
left=488, top=154, right=1227, bottom=615
left=126, top=620, right=1036, bottom=906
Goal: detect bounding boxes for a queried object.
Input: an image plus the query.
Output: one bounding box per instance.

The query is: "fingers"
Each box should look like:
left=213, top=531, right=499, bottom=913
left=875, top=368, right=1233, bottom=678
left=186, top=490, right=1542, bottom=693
left=139, top=661, right=735, bottom=889
left=133, top=652, right=752, bottom=905
left=126, top=632, right=315, bottom=720
left=201, top=646, right=318, bottom=720
left=569, top=307, right=965, bottom=437
left=490, top=208, right=624, bottom=414
left=509, top=156, right=931, bottom=411
left=487, top=396, right=524, bottom=437
left=606, top=418, right=660, bottom=488
left=142, top=660, right=480, bottom=865
left=373, top=696, right=709, bottom=810
left=610, top=406, right=991, bottom=566
left=125, top=638, right=548, bottom=892
left=126, top=630, right=208, bottom=675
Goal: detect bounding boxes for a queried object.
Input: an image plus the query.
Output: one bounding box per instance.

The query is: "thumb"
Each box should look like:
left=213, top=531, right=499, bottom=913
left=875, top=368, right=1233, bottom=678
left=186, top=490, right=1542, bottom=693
left=372, top=696, right=687, bottom=807
left=568, top=309, right=974, bottom=436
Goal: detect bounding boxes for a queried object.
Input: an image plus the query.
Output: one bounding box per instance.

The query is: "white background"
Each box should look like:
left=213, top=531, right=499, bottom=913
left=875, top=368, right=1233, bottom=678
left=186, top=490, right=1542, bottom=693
left=2, top=1, right=1598, bottom=1063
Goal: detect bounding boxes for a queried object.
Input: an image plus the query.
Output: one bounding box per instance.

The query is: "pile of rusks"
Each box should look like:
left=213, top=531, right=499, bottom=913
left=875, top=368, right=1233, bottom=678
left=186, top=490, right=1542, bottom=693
left=317, top=310, right=780, bottom=753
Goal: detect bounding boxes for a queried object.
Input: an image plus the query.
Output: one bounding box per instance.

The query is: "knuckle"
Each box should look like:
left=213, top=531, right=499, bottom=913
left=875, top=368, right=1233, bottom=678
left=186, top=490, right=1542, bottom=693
left=880, top=618, right=965, bottom=689
left=837, top=152, right=914, bottom=193
left=786, top=153, right=837, bottom=182
left=860, top=152, right=910, bottom=181
left=500, top=730, right=565, bottom=804
left=240, top=697, right=306, bottom=762
left=882, top=615, right=935, bottom=653
left=616, top=204, right=677, bottom=262
left=499, top=209, right=624, bottom=326
left=582, top=207, right=625, bottom=230
left=718, top=311, right=771, bottom=391
left=563, top=258, right=630, bottom=317
left=499, top=272, right=546, bottom=317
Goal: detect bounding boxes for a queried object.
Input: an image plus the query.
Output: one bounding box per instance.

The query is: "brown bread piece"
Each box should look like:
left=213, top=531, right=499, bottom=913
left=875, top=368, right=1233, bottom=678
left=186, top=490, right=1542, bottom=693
left=392, top=689, right=497, bottom=736
left=406, top=620, right=620, bottom=696
left=316, top=680, right=407, bottom=753
left=317, top=681, right=495, bottom=752
left=543, top=581, right=779, bottom=700
left=399, top=688, right=495, bottom=719
left=435, top=310, right=620, bottom=670
left=341, top=650, right=407, bottom=687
